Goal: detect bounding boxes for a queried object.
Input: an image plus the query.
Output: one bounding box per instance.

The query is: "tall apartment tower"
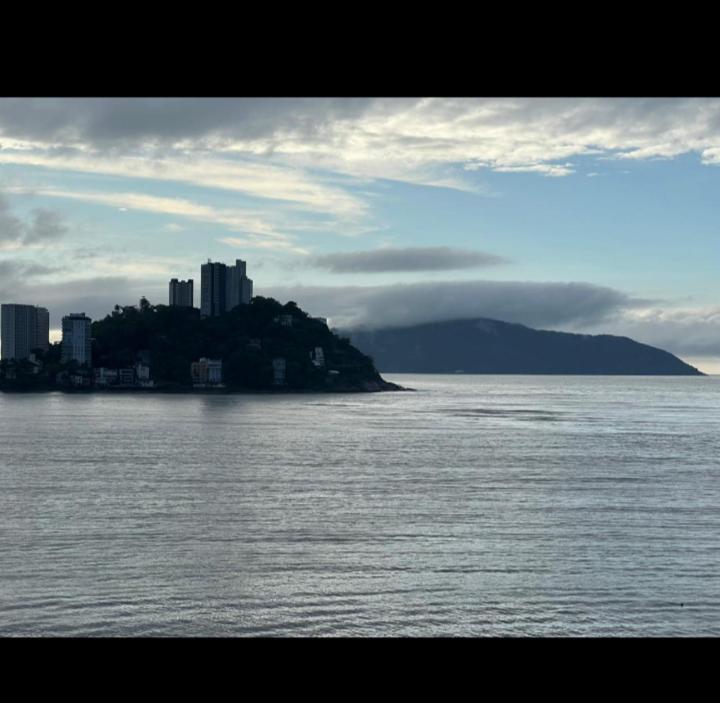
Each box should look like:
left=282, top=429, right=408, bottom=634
left=200, top=259, right=253, bottom=317
left=36, top=307, right=49, bottom=352
left=169, top=278, right=194, bottom=307
left=61, top=313, right=92, bottom=366
left=226, top=259, right=253, bottom=308
left=200, top=260, right=227, bottom=317
left=0, top=304, right=50, bottom=360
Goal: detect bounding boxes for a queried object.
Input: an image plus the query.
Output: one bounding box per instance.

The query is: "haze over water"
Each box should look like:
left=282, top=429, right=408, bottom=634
left=2, top=374, right=719, bottom=637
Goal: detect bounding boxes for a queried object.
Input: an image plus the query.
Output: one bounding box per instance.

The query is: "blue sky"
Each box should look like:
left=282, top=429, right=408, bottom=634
left=0, top=98, right=719, bottom=371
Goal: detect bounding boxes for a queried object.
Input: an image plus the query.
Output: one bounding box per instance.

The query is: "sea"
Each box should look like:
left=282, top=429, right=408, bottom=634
left=1, top=374, right=719, bottom=637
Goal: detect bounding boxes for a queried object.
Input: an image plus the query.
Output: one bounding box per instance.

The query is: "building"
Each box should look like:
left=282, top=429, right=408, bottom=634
left=1, top=304, right=50, bottom=360
left=272, top=357, right=286, bottom=386
left=226, top=259, right=253, bottom=308
left=118, top=368, right=135, bottom=385
left=61, top=313, right=92, bottom=366
left=310, top=347, right=325, bottom=367
left=200, top=259, right=253, bottom=317
left=28, top=353, right=43, bottom=375
left=191, top=358, right=223, bottom=385
left=94, top=368, right=119, bottom=386
left=169, top=278, right=194, bottom=307
left=200, top=261, right=227, bottom=317
left=36, top=308, right=49, bottom=352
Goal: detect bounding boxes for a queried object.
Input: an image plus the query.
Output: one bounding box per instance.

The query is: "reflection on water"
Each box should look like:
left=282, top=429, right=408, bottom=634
left=1, top=375, right=719, bottom=636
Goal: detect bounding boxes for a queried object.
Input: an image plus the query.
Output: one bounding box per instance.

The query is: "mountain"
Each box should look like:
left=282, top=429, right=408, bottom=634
left=349, top=318, right=703, bottom=375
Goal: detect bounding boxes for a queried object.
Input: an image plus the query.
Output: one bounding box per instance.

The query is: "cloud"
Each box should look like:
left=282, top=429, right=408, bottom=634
left=0, top=260, right=67, bottom=303
left=0, top=266, right=166, bottom=329
left=87, top=256, right=196, bottom=279
left=0, top=193, right=24, bottom=243
left=583, top=306, right=720, bottom=357
left=0, top=150, right=367, bottom=219
left=23, top=208, right=67, bottom=243
left=313, top=246, right=508, bottom=273
left=218, top=237, right=310, bottom=256
left=0, top=98, right=374, bottom=146
left=261, top=279, right=720, bottom=362
left=192, top=98, right=720, bottom=184
left=6, top=186, right=297, bottom=244
left=260, top=279, right=638, bottom=331
left=4, top=98, right=720, bottom=197
left=0, top=192, right=67, bottom=247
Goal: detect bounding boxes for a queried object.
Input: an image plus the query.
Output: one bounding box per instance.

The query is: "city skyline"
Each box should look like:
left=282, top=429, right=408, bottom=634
left=0, top=98, right=719, bottom=371
left=0, top=255, right=255, bottom=362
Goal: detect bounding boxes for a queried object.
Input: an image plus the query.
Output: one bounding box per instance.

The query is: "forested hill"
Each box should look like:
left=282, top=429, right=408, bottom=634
left=349, top=318, right=703, bottom=375
left=90, top=297, right=397, bottom=391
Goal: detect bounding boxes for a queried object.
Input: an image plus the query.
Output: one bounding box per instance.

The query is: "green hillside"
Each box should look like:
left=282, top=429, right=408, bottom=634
left=0, top=297, right=400, bottom=393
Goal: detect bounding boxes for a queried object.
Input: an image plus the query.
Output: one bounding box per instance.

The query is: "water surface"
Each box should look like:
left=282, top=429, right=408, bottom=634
left=1, top=375, right=719, bottom=636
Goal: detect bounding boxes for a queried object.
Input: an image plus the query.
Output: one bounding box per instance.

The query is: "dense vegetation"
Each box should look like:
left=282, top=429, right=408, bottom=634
left=92, top=296, right=389, bottom=390
left=0, top=341, right=64, bottom=390
left=0, top=297, right=397, bottom=392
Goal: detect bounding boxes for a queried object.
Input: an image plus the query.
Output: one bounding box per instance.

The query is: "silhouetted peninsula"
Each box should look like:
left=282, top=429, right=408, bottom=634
left=0, top=298, right=402, bottom=393
left=349, top=318, right=704, bottom=375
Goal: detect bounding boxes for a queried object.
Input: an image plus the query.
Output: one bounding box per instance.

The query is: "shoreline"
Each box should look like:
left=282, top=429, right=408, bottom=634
left=0, top=381, right=411, bottom=395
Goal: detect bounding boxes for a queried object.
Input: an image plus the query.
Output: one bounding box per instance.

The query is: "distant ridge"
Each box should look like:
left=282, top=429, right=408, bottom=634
left=349, top=318, right=704, bottom=375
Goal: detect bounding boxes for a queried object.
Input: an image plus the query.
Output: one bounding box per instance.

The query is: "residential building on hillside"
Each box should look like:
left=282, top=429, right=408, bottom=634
left=200, top=259, right=253, bottom=316
left=191, top=358, right=223, bottom=385
left=169, top=278, right=194, bottom=307
left=61, top=313, right=92, bottom=366
left=1, top=304, right=50, bottom=360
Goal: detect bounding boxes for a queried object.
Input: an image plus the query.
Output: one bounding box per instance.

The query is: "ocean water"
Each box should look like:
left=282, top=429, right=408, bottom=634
left=1, top=374, right=719, bottom=637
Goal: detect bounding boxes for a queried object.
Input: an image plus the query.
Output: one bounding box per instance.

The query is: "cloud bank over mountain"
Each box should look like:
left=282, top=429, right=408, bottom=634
left=260, top=281, right=720, bottom=362
left=263, top=280, right=639, bottom=330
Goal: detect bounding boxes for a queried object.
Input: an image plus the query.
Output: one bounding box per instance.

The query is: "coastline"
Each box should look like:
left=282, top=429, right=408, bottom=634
left=0, top=380, right=411, bottom=395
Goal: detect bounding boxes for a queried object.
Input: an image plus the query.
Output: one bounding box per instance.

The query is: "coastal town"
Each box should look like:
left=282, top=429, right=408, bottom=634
left=0, top=258, right=348, bottom=391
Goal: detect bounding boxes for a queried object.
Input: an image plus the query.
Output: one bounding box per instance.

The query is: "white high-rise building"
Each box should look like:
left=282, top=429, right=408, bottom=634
left=61, top=313, right=92, bottom=366
left=1, top=304, right=50, bottom=360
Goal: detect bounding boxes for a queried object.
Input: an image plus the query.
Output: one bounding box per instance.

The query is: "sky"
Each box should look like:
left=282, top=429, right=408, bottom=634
left=0, top=97, right=719, bottom=372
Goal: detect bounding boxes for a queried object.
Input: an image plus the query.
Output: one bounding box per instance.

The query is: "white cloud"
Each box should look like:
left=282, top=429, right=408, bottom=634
left=492, top=163, right=575, bottom=177
left=4, top=99, right=720, bottom=200
left=218, top=236, right=310, bottom=256
left=0, top=149, right=367, bottom=219
left=214, top=98, right=720, bottom=183
left=5, top=186, right=298, bottom=244
left=88, top=257, right=195, bottom=278
left=584, top=305, right=720, bottom=357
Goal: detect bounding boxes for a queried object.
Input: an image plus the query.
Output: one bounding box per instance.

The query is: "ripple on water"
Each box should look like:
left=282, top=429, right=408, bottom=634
left=2, top=375, right=720, bottom=636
